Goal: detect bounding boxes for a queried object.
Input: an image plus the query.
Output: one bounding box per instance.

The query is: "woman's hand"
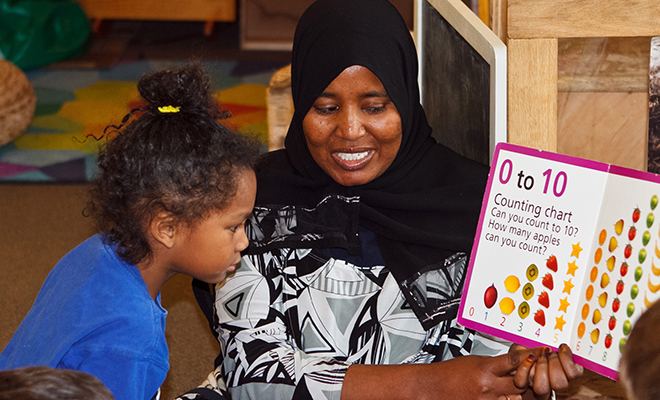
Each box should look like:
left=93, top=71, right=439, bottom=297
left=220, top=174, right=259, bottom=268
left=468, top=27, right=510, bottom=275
left=512, top=344, right=584, bottom=400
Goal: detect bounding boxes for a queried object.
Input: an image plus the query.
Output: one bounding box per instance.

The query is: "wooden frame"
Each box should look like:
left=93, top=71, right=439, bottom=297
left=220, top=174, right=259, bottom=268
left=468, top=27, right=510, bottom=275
left=415, top=0, right=507, bottom=162
left=497, top=0, right=660, bottom=152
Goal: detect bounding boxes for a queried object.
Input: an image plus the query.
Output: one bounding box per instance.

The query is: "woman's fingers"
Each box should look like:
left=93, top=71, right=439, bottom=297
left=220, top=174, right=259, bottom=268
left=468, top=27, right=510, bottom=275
left=513, top=353, right=536, bottom=389
left=532, top=349, right=552, bottom=400
left=557, top=343, right=584, bottom=380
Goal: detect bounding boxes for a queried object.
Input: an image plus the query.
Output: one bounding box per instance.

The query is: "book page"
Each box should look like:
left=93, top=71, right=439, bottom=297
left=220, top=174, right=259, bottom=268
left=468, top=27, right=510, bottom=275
left=568, top=167, right=660, bottom=379
left=459, top=143, right=609, bottom=362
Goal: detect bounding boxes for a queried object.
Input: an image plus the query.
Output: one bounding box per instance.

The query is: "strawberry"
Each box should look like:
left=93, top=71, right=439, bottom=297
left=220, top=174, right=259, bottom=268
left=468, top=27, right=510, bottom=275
left=608, top=316, right=617, bottom=331
left=629, top=226, right=637, bottom=241
left=624, top=244, right=633, bottom=259
left=633, top=207, right=641, bottom=223
left=612, top=297, right=621, bottom=313
left=546, top=255, right=558, bottom=272
left=604, top=333, right=613, bottom=349
left=538, top=291, right=550, bottom=308
left=534, top=309, right=546, bottom=326
left=542, top=273, right=554, bottom=290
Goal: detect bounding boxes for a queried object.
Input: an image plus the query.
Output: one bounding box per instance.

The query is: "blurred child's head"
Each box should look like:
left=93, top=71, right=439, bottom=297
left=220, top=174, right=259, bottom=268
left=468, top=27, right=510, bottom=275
left=619, top=300, right=660, bottom=400
left=86, top=62, right=260, bottom=273
left=0, top=366, right=114, bottom=400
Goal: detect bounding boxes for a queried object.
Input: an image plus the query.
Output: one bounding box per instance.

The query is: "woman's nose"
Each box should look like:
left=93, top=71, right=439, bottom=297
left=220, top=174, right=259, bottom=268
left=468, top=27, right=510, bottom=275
left=336, top=108, right=364, bottom=140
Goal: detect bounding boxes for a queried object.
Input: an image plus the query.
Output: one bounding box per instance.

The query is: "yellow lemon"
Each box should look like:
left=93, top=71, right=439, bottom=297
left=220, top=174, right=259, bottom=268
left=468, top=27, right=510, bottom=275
left=504, top=275, right=520, bottom=293
left=499, top=297, right=515, bottom=315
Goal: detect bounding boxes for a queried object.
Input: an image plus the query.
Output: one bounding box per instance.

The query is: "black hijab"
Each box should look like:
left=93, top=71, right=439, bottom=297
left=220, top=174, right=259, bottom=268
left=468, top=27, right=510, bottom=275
left=255, top=0, right=489, bottom=286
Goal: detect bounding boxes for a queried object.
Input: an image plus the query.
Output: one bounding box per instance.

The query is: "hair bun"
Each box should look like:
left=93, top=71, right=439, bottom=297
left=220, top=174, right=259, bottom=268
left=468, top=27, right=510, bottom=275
left=137, top=61, right=214, bottom=115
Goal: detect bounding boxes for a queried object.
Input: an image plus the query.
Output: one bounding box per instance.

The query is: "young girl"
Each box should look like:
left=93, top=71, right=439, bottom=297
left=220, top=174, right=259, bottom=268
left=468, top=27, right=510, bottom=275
left=0, top=62, right=259, bottom=400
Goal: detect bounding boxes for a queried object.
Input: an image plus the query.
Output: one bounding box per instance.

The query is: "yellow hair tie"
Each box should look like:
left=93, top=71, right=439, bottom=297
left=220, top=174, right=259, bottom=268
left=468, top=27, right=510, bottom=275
left=157, top=105, right=181, bottom=113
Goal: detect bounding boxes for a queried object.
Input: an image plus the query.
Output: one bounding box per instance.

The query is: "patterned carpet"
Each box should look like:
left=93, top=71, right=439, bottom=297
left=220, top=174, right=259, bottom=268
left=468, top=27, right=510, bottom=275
left=0, top=59, right=283, bottom=182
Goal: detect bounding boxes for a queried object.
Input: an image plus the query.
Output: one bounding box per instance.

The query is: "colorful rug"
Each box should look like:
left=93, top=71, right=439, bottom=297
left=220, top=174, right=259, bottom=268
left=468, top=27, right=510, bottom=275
left=0, top=60, right=283, bottom=183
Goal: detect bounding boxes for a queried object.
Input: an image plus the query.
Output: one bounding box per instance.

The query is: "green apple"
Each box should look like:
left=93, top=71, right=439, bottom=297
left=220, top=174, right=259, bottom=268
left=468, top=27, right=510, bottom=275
left=639, top=249, right=647, bottom=264
left=627, top=302, right=635, bottom=318
left=620, top=338, right=628, bottom=352
left=623, top=320, right=632, bottom=335
left=643, top=230, right=652, bottom=246
left=647, top=213, right=655, bottom=228
left=652, top=195, right=659, bottom=210
left=635, top=266, right=643, bottom=282
left=631, top=284, right=639, bottom=299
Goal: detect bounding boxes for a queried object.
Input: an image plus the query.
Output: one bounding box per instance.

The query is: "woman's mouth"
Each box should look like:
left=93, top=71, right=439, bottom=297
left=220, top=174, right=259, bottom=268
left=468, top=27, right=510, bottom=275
left=333, top=150, right=372, bottom=170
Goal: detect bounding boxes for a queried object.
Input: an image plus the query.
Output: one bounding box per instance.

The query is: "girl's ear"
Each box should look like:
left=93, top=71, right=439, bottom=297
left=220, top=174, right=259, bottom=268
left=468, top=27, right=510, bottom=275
left=149, top=211, right=176, bottom=249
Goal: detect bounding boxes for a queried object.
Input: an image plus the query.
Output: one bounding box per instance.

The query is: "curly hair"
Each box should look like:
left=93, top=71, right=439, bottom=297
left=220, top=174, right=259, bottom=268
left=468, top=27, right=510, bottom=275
left=0, top=366, right=115, bottom=400
left=85, top=62, right=260, bottom=266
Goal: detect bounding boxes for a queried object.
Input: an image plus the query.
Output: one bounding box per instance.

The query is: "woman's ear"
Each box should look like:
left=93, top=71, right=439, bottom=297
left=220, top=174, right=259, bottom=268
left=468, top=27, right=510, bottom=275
left=149, top=211, right=176, bottom=249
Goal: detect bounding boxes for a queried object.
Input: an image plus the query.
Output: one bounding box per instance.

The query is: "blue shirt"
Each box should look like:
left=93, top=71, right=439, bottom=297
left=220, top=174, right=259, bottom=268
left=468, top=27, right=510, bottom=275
left=0, top=234, right=169, bottom=400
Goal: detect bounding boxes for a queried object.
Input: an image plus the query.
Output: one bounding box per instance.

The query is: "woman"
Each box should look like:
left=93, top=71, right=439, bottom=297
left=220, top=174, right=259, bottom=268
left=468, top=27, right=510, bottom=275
left=181, top=0, right=583, bottom=399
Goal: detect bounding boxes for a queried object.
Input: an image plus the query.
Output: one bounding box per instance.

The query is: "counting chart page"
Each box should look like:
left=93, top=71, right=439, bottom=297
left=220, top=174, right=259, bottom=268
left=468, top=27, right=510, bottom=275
left=458, top=143, right=660, bottom=380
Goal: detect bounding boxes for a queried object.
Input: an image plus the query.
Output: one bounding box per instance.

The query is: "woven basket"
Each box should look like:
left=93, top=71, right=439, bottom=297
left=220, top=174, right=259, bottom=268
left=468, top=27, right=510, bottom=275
left=0, top=60, right=37, bottom=147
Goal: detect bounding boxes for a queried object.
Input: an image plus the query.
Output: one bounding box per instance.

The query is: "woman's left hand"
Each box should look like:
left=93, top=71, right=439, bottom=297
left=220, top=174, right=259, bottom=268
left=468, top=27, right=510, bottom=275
left=511, top=344, right=584, bottom=400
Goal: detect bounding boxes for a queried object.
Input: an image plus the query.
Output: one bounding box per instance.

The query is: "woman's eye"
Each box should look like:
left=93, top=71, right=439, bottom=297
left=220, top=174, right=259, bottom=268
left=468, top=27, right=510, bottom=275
left=314, top=106, right=338, bottom=115
left=365, top=106, right=386, bottom=114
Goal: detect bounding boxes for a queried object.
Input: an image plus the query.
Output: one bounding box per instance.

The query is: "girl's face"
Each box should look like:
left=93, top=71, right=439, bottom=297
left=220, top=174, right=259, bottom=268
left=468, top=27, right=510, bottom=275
left=171, top=168, right=256, bottom=284
left=302, top=65, right=402, bottom=186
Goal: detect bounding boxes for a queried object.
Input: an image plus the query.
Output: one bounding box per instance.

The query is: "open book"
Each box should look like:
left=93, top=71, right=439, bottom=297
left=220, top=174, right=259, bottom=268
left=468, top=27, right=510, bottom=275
left=458, top=143, right=660, bottom=380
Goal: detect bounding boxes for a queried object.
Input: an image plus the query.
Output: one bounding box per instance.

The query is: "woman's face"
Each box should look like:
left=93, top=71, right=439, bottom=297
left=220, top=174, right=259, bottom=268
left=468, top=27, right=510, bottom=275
left=302, top=65, right=402, bottom=186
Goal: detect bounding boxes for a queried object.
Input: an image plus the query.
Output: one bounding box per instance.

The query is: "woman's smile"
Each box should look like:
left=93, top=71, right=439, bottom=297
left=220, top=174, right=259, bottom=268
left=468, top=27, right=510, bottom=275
left=333, top=149, right=373, bottom=170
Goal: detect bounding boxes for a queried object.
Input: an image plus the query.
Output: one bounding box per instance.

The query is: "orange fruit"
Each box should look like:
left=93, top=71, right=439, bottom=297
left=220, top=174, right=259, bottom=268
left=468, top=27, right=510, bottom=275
left=586, top=284, right=594, bottom=301
left=595, top=248, right=603, bottom=264
left=590, top=266, right=598, bottom=283
left=581, top=303, right=590, bottom=320
left=577, top=322, right=586, bottom=338
left=599, top=229, right=607, bottom=245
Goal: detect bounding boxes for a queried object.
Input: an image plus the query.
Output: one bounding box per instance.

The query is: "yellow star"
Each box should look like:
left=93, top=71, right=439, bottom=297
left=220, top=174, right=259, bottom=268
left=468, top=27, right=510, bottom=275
left=558, top=297, right=570, bottom=313
left=555, top=315, right=567, bottom=331
left=563, top=279, right=575, bottom=294
left=571, top=242, right=583, bottom=258
left=566, top=260, right=579, bottom=276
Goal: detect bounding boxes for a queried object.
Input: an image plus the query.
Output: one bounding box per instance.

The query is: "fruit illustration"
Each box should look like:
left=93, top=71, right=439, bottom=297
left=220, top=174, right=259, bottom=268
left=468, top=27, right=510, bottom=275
left=581, top=303, right=590, bottom=320
left=635, top=266, right=643, bottom=282
left=538, top=291, right=550, bottom=308
left=499, top=297, right=515, bottom=315
left=484, top=284, right=498, bottom=308
left=599, top=229, right=607, bottom=245
left=621, top=262, right=629, bottom=276
left=518, top=301, right=530, bottom=319
left=542, top=273, right=554, bottom=290
left=620, top=338, right=628, bottom=352
left=546, top=255, right=558, bottom=272
left=612, top=297, right=621, bottom=312
left=615, top=219, right=625, bottom=235
left=522, top=283, right=534, bottom=300
left=577, top=321, right=586, bottom=338
left=647, top=213, right=655, bottom=228
left=604, top=333, right=613, bottom=349
left=645, top=292, right=655, bottom=308
left=623, top=320, right=632, bottom=335
left=592, top=308, right=602, bottom=324
left=599, top=292, right=608, bottom=308
left=639, top=248, right=647, bottom=264
left=656, top=244, right=660, bottom=261
left=608, top=315, right=617, bottom=330
left=504, top=275, right=520, bottom=292
left=629, top=226, right=637, bottom=241
left=586, top=284, right=594, bottom=301
left=643, top=231, right=652, bottom=246
left=652, top=195, right=659, bottom=210
left=609, top=236, right=618, bottom=252
left=600, top=273, right=610, bottom=289
left=607, top=256, right=616, bottom=272
left=631, top=284, right=639, bottom=299
left=633, top=207, right=641, bottom=223
left=624, top=244, right=633, bottom=259
left=526, top=264, right=539, bottom=282
left=534, top=309, right=546, bottom=326
left=627, top=302, right=635, bottom=317
left=594, top=248, right=603, bottom=264
left=649, top=276, right=660, bottom=293
left=591, top=328, right=600, bottom=344
left=616, top=280, right=625, bottom=295
left=590, top=267, right=598, bottom=283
